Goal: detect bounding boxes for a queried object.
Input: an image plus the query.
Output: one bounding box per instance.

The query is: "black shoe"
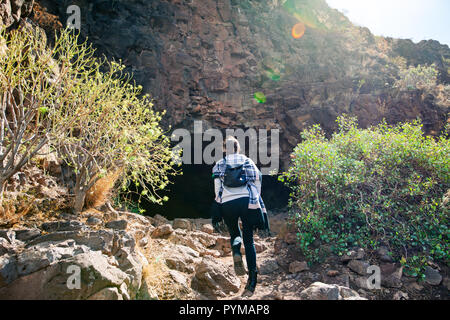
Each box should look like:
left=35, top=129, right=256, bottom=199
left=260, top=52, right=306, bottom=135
left=233, top=254, right=247, bottom=276
left=243, top=269, right=258, bottom=296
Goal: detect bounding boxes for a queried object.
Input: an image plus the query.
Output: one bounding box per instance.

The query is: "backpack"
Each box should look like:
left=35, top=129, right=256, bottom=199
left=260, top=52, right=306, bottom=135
left=223, top=157, right=247, bottom=188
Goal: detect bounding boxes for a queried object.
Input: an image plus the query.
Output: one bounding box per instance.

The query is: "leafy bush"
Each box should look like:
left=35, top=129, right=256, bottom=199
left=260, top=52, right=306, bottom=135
left=394, top=63, right=439, bottom=91
left=280, top=116, right=449, bottom=277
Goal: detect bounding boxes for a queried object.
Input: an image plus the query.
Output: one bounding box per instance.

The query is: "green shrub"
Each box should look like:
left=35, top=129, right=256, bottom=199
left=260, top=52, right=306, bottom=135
left=394, top=63, right=439, bottom=91
left=279, top=115, right=449, bottom=277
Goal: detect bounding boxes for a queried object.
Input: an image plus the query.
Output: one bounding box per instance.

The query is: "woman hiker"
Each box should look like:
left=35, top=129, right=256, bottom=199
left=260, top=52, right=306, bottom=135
left=211, top=136, right=269, bottom=297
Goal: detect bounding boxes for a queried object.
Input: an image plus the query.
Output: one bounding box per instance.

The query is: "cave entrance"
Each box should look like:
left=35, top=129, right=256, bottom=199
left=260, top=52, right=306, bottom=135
left=139, top=163, right=290, bottom=220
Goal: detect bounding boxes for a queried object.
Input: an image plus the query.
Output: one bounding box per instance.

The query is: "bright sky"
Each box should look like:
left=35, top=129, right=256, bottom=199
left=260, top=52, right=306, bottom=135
left=326, top=0, right=450, bottom=46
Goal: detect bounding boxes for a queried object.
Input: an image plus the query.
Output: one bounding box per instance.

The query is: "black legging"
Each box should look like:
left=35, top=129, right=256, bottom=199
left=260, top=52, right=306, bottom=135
left=220, top=197, right=257, bottom=272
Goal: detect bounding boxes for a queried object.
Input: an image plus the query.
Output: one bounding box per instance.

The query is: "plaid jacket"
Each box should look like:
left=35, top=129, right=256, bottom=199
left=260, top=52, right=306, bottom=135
left=212, top=154, right=267, bottom=213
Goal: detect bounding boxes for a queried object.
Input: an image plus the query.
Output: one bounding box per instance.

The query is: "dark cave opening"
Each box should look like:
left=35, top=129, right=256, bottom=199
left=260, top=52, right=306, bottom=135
left=139, top=163, right=291, bottom=220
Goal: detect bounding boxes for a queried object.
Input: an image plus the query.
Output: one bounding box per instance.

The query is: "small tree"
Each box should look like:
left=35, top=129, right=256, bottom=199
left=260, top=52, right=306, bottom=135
left=1, top=26, right=179, bottom=213
left=49, top=31, right=179, bottom=213
left=0, top=26, right=84, bottom=201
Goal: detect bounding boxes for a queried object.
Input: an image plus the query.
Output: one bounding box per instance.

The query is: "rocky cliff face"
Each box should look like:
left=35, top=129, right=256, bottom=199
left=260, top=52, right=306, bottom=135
left=0, top=0, right=34, bottom=28
left=34, top=0, right=450, bottom=169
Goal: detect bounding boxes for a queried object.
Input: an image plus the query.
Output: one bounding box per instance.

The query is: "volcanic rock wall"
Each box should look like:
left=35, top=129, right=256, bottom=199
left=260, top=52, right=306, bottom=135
left=37, top=0, right=449, bottom=169
left=0, top=0, right=34, bottom=27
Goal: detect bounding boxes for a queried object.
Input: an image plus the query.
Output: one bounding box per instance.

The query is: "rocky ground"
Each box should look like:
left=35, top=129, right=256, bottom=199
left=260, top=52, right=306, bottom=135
left=1, top=206, right=448, bottom=300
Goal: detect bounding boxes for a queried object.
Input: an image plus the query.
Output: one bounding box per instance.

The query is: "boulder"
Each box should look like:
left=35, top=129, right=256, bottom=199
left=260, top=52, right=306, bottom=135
left=406, top=281, right=424, bottom=292
left=27, top=230, right=115, bottom=254
left=214, top=235, right=232, bottom=255
left=273, top=239, right=283, bottom=254
left=139, top=237, right=148, bottom=247
left=254, top=242, right=268, bottom=253
left=0, top=254, right=18, bottom=287
left=344, top=296, right=368, bottom=300
left=0, top=229, right=15, bottom=243
left=86, top=216, right=102, bottom=226
left=327, top=270, right=340, bottom=277
left=136, top=280, right=159, bottom=300
left=150, top=214, right=169, bottom=227
left=341, top=248, right=365, bottom=262
left=353, top=276, right=371, bottom=290
left=300, top=282, right=364, bottom=300
left=442, top=277, right=450, bottom=290
left=0, top=225, right=144, bottom=300
left=168, top=269, right=190, bottom=290
left=41, top=152, right=62, bottom=176
left=300, top=282, right=340, bottom=300
left=191, top=256, right=240, bottom=299
left=200, top=249, right=221, bottom=258
left=424, top=266, right=442, bottom=286
left=169, top=231, right=206, bottom=253
left=172, top=219, right=192, bottom=230
left=0, top=251, right=128, bottom=299
left=275, top=255, right=291, bottom=271
left=0, top=238, right=15, bottom=256
left=288, top=261, right=309, bottom=273
left=41, top=220, right=87, bottom=233
left=381, top=266, right=403, bottom=288
left=259, top=259, right=280, bottom=275
left=338, top=286, right=361, bottom=299
left=393, top=291, right=409, bottom=300
left=380, top=262, right=397, bottom=275
left=377, top=246, right=393, bottom=262
left=201, top=224, right=214, bottom=234
left=13, top=228, right=41, bottom=242
left=151, top=224, right=173, bottom=239
left=105, top=219, right=128, bottom=230
left=348, top=260, right=370, bottom=275
left=0, top=0, right=34, bottom=27
left=88, top=287, right=123, bottom=300
left=122, top=211, right=152, bottom=227
left=164, top=244, right=201, bottom=274
left=16, top=241, right=84, bottom=277
left=190, top=231, right=216, bottom=248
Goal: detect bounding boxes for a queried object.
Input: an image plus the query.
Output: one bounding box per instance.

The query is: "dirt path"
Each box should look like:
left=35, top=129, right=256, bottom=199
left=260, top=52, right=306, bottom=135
left=217, top=233, right=302, bottom=300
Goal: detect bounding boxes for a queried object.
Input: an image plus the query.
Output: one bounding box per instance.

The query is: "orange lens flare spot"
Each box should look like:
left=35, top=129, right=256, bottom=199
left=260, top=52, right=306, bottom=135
left=291, top=22, right=305, bottom=39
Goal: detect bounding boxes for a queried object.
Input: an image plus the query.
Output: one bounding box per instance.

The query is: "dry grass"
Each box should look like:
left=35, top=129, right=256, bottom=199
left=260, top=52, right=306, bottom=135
left=0, top=195, right=36, bottom=227
left=138, top=240, right=188, bottom=300
left=0, top=198, right=16, bottom=226
left=85, top=169, right=122, bottom=209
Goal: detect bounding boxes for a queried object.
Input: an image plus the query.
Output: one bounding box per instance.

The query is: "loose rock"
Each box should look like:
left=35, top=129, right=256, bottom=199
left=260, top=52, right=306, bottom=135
left=151, top=224, right=173, bottom=239
left=300, top=282, right=340, bottom=300
left=424, top=266, right=442, bottom=286
left=289, top=261, right=309, bottom=273
left=348, top=260, right=370, bottom=276
left=191, top=256, right=241, bottom=299
left=105, top=219, right=128, bottom=230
